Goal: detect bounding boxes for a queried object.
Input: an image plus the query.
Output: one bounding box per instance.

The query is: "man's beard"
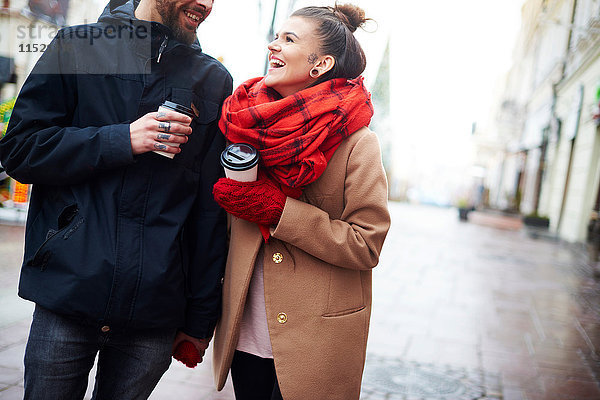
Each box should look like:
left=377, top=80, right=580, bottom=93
left=156, top=0, right=197, bottom=45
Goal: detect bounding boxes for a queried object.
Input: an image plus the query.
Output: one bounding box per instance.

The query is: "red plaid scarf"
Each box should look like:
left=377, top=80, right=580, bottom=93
left=219, top=76, right=374, bottom=193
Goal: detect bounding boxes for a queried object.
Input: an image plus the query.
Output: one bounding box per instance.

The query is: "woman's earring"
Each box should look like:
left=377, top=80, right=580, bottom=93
left=310, top=68, right=319, bottom=78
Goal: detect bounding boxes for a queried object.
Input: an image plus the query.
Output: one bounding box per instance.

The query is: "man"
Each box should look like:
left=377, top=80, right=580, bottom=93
left=0, top=0, right=231, bottom=398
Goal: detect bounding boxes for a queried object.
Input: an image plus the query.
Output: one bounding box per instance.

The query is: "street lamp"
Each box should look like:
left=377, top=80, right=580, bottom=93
left=263, top=0, right=279, bottom=75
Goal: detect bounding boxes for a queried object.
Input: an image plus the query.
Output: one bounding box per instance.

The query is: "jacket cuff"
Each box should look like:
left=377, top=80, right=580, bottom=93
left=271, top=197, right=309, bottom=241
left=103, top=124, right=134, bottom=167
left=181, top=307, right=218, bottom=339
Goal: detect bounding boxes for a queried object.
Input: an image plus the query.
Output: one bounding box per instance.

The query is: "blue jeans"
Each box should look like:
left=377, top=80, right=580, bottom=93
left=24, top=305, right=176, bottom=400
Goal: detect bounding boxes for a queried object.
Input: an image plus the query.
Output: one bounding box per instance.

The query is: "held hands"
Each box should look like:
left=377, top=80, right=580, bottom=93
left=213, top=177, right=287, bottom=226
left=129, top=110, right=192, bottom=156
left=172, top=331, right=210, bottom=368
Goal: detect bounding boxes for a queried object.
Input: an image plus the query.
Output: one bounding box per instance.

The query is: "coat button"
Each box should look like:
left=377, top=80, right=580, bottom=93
left=277, top=312, right=288, bottom=324
left=101, top=326, right=110, bottom=333
left=272, top=253, right=284, bottom=264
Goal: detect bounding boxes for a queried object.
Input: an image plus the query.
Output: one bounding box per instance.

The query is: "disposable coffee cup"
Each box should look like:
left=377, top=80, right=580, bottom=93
left=220, top=143, right=260, bottom=182
left=153, top=101, right=195, bottom=159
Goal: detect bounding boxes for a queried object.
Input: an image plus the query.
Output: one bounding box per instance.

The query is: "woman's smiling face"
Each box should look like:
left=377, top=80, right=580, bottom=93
left=264, top=17, right=322, bottom=98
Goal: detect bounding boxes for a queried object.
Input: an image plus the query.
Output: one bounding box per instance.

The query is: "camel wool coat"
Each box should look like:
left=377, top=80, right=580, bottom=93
left=212, top=127, right=391, bottom=400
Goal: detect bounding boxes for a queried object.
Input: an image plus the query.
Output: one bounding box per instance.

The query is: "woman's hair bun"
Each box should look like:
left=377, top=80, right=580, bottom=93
left=332, top=3, right=368, bottom=33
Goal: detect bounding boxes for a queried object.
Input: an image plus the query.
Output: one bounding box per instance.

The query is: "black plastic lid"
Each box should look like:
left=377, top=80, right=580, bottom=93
left=220, top=143, right=260, bottom=171
left=160, top=101, right=195, bottom=118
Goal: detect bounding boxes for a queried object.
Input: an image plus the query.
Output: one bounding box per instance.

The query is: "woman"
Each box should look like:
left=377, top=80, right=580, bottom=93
left=211, top=4, right=391, bottom=400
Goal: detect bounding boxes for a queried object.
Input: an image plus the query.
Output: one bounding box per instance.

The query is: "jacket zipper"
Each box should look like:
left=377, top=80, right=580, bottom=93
left=157, top=35, right=169, bottom=63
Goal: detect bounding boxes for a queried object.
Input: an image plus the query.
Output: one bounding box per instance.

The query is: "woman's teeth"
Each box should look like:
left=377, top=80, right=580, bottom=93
left=270, top=59, right=285, bottom=68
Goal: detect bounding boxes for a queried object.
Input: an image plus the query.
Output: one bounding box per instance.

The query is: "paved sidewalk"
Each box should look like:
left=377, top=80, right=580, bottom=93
left=1, top=202, right=600, bottom=399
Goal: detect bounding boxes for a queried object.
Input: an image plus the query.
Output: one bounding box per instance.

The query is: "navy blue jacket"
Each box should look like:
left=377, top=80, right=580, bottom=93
left=0, top=0, right=232, bottom=338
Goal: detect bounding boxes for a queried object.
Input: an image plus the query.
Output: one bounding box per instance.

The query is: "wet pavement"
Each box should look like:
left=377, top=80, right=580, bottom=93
left=1, top=202, right=600, bottom=399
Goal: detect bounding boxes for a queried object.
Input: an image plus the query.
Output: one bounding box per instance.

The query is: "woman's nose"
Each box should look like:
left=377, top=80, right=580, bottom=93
left=268, top=40, right=280, bottom=52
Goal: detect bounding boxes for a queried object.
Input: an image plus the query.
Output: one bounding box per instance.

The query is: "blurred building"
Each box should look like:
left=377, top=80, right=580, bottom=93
left=0, top=0, right=102, bottom=209
left=481, top=0, right=600, bottom=243
left=28, top=0, right=69, bottom=25
left=0, top=0, right=102, bottom=92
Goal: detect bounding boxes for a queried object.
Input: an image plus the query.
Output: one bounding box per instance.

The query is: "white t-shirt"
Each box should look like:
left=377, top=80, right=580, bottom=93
left=236, top=247, right=273, bottom=358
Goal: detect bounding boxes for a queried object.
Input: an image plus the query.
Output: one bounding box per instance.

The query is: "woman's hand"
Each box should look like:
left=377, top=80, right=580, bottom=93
left=172, top=331, right=210, bottom=368
left=213, top=177, right=287, bottom=226
left=129, top=111, right=192, bottom=156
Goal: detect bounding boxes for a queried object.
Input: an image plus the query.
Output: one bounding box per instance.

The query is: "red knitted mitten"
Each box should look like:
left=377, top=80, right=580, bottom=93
left=172, top=340, right=201, bottom=368
left=213, top=178, right=286, bottom=226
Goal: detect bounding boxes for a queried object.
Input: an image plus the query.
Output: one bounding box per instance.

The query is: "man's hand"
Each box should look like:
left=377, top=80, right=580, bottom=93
left=129, top=110, right=192, bottom=156
left=172, top=331, right=210, bottom=368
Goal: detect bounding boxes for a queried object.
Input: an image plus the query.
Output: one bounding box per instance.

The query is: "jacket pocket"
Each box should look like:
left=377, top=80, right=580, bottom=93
left=170, top=89, right=219, bottom=124
left=324, top=267, right=366, bottom=317
left=322, top=306, right=366, bottom=318
left=192, top=97, right=219, bottom=124
left=169, top=89, right=220, bottom=172
left=27, top=204, right=84, bottom=270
